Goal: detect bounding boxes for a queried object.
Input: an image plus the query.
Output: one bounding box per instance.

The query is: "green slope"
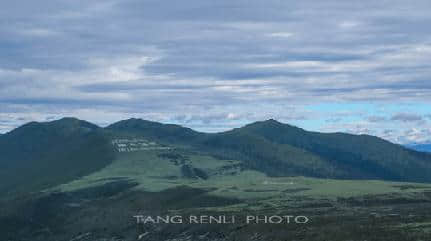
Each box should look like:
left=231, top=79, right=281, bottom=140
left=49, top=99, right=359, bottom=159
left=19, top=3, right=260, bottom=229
left=107, top=119, right=340, bottom=178
left=107, top=118, right=431, bottom=183
left=240, top=120, right=431, bottom=182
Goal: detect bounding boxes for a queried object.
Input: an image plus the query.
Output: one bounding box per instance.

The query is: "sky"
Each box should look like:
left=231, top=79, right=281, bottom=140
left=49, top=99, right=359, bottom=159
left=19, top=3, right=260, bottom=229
left=1, top=0, right=431, bottom=144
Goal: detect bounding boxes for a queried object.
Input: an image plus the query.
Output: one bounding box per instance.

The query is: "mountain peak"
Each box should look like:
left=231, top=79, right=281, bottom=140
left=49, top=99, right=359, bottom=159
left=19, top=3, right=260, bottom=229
left=244, top=119, right=296, bottom=129
left=107, top=118, right=201, bottom=143
left=57, top=117, right=81, bottom=123
left=263, top=119, right=282, bottom=124
left=48, top=117, right=100, bottom=130
left=6, top=117, right=99, bottom=138
left=107, top=118, right=163, bottom=129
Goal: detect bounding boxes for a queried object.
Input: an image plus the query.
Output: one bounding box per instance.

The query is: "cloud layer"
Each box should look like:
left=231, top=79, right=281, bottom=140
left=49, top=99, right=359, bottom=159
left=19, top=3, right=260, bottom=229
left=1, top=0, right=431, bottom=143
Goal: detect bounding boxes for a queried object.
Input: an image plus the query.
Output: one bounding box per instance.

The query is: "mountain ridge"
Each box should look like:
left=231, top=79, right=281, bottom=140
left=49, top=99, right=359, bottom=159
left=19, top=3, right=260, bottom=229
left=1, top=117, right=431, bottom=196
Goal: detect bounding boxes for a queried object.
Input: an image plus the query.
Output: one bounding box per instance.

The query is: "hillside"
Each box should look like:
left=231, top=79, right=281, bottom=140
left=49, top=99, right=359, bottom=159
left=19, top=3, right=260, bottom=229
left=0, top=118, right=115, bottom=194
left=108, top=118, right=431, bottom=183
left=237, top=120, right=431, bottom=182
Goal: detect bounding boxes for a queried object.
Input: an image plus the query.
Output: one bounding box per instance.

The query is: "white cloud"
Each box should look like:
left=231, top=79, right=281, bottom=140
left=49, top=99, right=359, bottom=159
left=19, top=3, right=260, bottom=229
left=267, top=32, right=294, bottom=38
left=338, top=21, right=361, bottom=29
left=17, top=28, right=60, bottom=37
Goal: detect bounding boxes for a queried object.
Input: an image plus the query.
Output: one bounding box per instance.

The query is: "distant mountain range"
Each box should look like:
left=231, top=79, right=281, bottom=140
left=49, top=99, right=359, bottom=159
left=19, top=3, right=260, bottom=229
left=406, top=143, right=431, bottom=153
left=1, top=117, right=431, bottom=194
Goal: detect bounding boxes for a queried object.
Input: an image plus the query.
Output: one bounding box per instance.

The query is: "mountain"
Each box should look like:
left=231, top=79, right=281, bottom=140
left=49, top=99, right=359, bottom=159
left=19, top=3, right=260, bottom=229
left=107, top=119, right=340, bottom=178
left=0, top=118, right=115, bottom=194
left=236, top=120, right=431, bottom=182
left=407, top=143, right=431, bottom=153
left=108, top=118, right=431, bottom=183
left=1, top=117, right=431, bottom=196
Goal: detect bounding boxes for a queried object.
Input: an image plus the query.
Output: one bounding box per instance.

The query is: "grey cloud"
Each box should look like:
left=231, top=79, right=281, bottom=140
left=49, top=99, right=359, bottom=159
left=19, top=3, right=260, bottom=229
left=77, top=82, right=215, bottom=92
left=325, top=118, right=342, bottom=123
left=383, top=129, right=395, bottom=135
left=391, top=113, right=423, bottom=122
left=368, top=116, right=387, bottom=123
